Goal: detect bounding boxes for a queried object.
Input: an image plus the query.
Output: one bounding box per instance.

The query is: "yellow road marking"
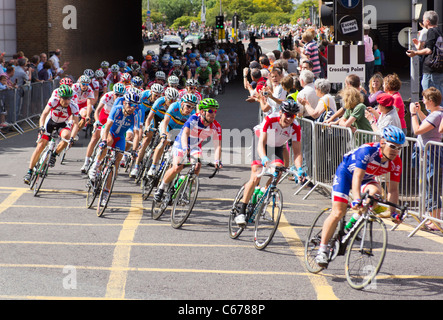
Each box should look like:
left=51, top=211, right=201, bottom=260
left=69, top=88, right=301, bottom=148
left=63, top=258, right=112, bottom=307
left=0, top=188, right=27, bottom=215
left=278, top=213, right=339, bottom=300
left=105, top=194, right=143, bottom=299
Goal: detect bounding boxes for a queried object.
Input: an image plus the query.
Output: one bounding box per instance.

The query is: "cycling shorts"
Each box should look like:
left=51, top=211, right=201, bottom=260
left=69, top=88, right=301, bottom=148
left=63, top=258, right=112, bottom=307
left=251, top=144, right=285, bottom=167
left=332, top=162, right=378, bottom=204
left=41, top=118, right=70, bottom=141
left=110, top=132, right=125, bottom=151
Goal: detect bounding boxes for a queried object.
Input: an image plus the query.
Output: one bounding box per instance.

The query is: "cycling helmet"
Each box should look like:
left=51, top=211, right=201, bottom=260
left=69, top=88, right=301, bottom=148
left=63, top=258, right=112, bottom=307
left=127, top=55, right=134, bottom=61
left=181, top=93, right=198, bottom=105
left=124, top=92, right=141, bottom=104
left=173, top=59, right=182, bottom=67
left=199, top=98, right=219, bottom=110
left=164, top=87, right=179, bottom=101
left=147, top=50, right=155, bottom=56
left=155, top=71, right=166, bottom=80
left=79, top=75, right=91, bottom=84
left=127, top=87, right=142, bottom=95
left=151, top=83, right=164, bottom=94
left=84, top=69, right=95, bottom=78
left=185, top=79, right=195, bottom=87
left=113, top=82, right=126, bottom=95
left=110, top=64, right=119, bottom=73
left=59, top=77, right=73, bottom=86
left=189, top=53, right=196, bottom=59
left=118, top=61, right=127, bottom=68
left=219, top=49, right=225, bottom=54
left=200, top=61, right=208, bottom=68
left=58, top=85, right=73, bottom=98
left=382, top=125, right=405, bottom=145
left=168, top=75, right=179, bottom=85
left=131, top=76, right=143, bottom=87
left=131, top=63, right=141, bottom=72
left=121, top=73, right=132, bottom=82
left=162, top=54, right=170, bottom=61
left=101, top=61, right=110, bottom=68
left=95, top=69, right=105, bottom=79
left=209, top=55, right=216, bottom=61
left=280, top=99, right=300, bottom=115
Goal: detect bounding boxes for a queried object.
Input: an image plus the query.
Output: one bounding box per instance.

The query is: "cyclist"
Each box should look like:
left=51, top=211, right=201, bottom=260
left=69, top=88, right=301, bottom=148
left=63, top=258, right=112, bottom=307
left=129, top=83, right=165, bottom=178
left=95, top=69, right=108, bottom=98
left=153, top=98, right=223, bottom=202
left=99, top=61, right=110, bottom=77
left=84, top=69, right=100, bottom=105
left=228, top=48, right=239, bottom=77
left=216, top=49, right=230, bottom=83
left=72, top=75, right=95, bottom=132
left=88, top=92, right=141, bottom=205
left=208, top=55, right=221, bottom=94
left=145, top=93, right=197, bottom=178
left=179, top=79, right=202, bottom=105
left=145, top=87, right=180, bottom=176
left=186, top=53, right=200, bottom=79
left=314, top=125, right=405, bottom=268
left=106, top=64, right=121, bottom=91
left=80, top=82, right=127, bottom=173
left=23, top=85, right=80, bottom=184
left=233, top=100, right=304, bottom=226
left=147, top=71, right=166, bottom=89
left=194, top=60, right=212, bottom=98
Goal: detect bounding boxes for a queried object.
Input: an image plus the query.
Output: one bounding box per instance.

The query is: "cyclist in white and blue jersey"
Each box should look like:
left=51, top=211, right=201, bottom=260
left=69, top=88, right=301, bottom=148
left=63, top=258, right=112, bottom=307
left=88, top=92, right=141, bottom=187
left=130, top=83, right=165, bottom=177
left=146, top=93, right=198, bottom=177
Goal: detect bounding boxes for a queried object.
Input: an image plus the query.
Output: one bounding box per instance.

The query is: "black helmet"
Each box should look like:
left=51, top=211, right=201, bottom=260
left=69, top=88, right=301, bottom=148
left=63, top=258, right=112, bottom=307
left=280, top=99, right=300, bottom=115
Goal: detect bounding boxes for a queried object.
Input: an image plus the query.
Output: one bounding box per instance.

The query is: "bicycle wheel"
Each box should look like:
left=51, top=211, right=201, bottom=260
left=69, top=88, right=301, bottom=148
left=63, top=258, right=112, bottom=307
left=254, top=188, right=283, bottom=250
left=97, top=165, right=116, bottom=217
left=33, top=151, right=50, bottom=197
left=345, top=216, right=387, bottom=290
left=86, top=177, right=100, bottom=209
left=304, top=208, right=331, bottom=274
left=228, top=185, right=246, bottom=239
left=171, top=176, right=199, bottom=229
left=151, top=190, right=170, bottom=220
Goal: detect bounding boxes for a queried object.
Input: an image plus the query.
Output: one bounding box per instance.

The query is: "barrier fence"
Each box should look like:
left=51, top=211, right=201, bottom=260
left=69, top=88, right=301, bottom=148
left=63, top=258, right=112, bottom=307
left=296, top=118, right=443, bottom=237
left=0, top=79, right=60, bottom=136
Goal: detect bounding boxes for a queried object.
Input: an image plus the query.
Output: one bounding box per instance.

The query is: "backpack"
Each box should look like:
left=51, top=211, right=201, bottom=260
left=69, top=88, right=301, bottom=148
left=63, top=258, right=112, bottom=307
left=426, top=28, right=443, bottom=72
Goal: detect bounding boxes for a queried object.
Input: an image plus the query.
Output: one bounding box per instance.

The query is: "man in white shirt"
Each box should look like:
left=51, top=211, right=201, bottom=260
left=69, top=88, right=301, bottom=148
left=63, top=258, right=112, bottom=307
left=49, top=49, right=69, bottom=77
left=297, top=70, right=319, bottom=119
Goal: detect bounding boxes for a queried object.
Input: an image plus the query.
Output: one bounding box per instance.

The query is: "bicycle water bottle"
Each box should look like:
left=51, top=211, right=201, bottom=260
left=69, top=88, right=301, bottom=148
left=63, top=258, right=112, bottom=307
left=257, top=187, right=266, bottom=201
left=251, top=186, right=260, bottom=205
left=175, top=175, right=185, bottom=189
left=345, top=213, right=360, bottom=232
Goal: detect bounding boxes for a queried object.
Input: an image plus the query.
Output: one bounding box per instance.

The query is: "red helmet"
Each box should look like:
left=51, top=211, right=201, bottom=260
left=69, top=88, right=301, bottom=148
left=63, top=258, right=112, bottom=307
left=59, top=77, right=73, bottom=86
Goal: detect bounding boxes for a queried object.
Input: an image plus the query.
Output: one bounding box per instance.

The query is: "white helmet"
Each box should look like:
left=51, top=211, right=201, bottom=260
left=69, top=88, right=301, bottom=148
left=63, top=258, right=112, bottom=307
left=168, top=75, right=179, bottom=85
left=164, top=87, right=179, bottom=101
left=151, top=83, right=164, bottom=94
left=155, top=71, right=166, bottom=80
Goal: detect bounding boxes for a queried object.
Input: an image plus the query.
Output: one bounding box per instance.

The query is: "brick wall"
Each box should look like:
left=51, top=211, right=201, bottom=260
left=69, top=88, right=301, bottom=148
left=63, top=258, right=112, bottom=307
left=17, top=0, right=144, bottom=78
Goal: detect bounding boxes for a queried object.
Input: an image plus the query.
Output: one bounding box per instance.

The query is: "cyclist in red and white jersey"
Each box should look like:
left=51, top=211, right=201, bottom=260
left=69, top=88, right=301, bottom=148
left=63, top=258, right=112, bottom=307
left=179, top=79, right=202, bottom=104
left=147, top=71, right=166, bottom=89
left=99, top=61, right=110, bottom=77
left=95, top=69, right=108, bottom=98
left=80, top=82, right=127, bottom=173
left=106, top=64, right=122, bottom=91
left=23, top=85, right=80, bottom=184
left=84, top=69, right=100, bottom=105
left=72, top=75, right=95, bottom=131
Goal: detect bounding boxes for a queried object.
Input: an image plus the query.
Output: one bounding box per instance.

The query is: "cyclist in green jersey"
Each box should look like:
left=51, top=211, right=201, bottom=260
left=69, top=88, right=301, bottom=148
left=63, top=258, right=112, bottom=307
left=194, top=60, right=212, bottom=97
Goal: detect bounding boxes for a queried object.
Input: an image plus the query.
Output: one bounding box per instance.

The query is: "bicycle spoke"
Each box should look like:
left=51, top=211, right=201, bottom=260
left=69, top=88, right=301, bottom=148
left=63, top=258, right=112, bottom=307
left=171, top=176, right=199, bottom=229
left=254, top=189, right=283, bottom=250
left=345, top=217, right=387, bottom=290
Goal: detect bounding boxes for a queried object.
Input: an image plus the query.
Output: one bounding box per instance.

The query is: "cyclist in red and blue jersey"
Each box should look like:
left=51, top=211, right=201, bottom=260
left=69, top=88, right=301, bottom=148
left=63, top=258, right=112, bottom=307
left=153, top=98, right=222, bottom=202
left=315, top=125, right=405, bottom=268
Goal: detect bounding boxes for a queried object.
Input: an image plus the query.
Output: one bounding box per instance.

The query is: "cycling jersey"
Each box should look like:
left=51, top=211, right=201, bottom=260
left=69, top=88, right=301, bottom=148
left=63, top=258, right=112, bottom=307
left=97, top=92, right=117, bottom=125
left=45, top=96, right=79, bottom=124
left=107, top=104, right=140, bottom=150
left=164, top=102, right=196, bottom=131
left=228, top=52, right=238, bottom=63
left=151, top=96, right=169, bottom=120
left=72, top=83, right=95, bottom=109
left=217, top=54, right=229, bottom=69
left=209, top=61, right=220, bottom=75
left=173, top=114, right=222, bottom=157
left=254, top=112, right=301, bottom=147
left=195, top=67, right=212, bottom=83
left=187, top=60, right=200, bottom=77
left=140, top=89, right=157, bottom=114
left=333, top=142, right=402, bottom=203
left=89, top=78, right=100, bottom=92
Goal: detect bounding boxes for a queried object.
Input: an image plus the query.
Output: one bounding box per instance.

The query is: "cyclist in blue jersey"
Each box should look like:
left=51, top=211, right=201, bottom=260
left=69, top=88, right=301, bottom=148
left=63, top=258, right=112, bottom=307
left=130, top=83, right=165, bottom=177
left=146, top=93, right=198, bottom=177
left=315, top=126, right=405, bottom=268
left=88, top=92, right=141, bottom=204
left=153, top=98, right=223, bottom=202
left=144, top=87, right=180, bottom=134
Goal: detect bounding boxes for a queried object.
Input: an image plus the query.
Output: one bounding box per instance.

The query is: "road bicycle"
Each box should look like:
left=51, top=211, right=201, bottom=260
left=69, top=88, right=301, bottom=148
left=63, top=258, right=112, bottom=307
left=86, top=146, right=131, bottom=217
left=29, top=129, right=70, bottom=197
left=228, top=165, right=297, bottom=250
left=304, top=192, right=408, bottom=290
left=134, top=128, right=160, bottom=184
left=150, top=160, right=218, bottom=227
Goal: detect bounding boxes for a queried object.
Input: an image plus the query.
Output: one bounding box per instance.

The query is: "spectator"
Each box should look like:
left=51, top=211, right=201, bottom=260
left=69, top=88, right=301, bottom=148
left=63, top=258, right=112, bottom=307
left=297, top=69, right=319, bottom=119
left=367, top=73, right=384, bottom=107
left=406, top=10, right=443, bottom=100
left=330, top=86, right=373, bottom=133
left=298, top=78, right=337, bottom=122
left=383, top=73, right=407, bottom=135
left=49, top=49, right=69, bottom=77
left=4, top=66, right=16, bottom=88
left=0, top=74, right=7, bottom=90
left=364, top=24, right=375, bottom=91
left=11, top=58, right=29, bottom=86
left=366, top=93, right=401, bottom=133
left=373, top=44, right=382, bottom=74
left=282, top=50, right=298, bottom=74
left=259, top=67, right=286, bottom=116
left=410, top=87, right=443, bottom=231
left=29, top=55, right=42, bottom=83
left=38, top=61, right=53, bottom=81
left=298, top=31, right=321, bottom=78
left=37, top=53, right=47, bottom=72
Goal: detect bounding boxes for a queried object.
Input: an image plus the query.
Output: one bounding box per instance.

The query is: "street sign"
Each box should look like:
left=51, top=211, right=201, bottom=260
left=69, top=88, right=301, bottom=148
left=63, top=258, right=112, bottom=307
left=339, top=0, right=360, bottom=9
left=335, top=0, right=363, bottom=42
left=327, top=44, right=365, bottom=83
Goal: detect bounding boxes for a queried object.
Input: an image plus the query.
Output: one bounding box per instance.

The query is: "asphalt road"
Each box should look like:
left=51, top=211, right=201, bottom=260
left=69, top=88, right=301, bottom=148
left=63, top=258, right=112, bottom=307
left=0, top=40, right=442, bottom=306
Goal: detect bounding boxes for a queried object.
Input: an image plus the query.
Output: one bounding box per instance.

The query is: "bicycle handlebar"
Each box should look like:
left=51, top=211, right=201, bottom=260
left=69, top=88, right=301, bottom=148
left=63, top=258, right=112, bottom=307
left=360, top=192, right=409, bottom=220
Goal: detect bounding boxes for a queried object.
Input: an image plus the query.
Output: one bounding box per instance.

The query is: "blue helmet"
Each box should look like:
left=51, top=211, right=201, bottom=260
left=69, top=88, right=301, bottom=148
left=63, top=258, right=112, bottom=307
left=113, top=82, right=126, bottom=95
left=382, top=125, right=405, bottom=145
left=124, top=92, right=141, bottom=104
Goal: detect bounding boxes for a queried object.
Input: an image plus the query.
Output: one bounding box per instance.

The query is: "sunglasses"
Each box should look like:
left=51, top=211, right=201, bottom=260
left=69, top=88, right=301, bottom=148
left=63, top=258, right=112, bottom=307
left=283, top=112, right=295, bottom=119
left=385, top=142, right=402, bottom=151
left=183, top=103, right=195, bottom=109
left=81, top=83, right=89, bottom=86
left=205, top=109, right=217, bottom=114
left=128, top=103, right=138, bottom=108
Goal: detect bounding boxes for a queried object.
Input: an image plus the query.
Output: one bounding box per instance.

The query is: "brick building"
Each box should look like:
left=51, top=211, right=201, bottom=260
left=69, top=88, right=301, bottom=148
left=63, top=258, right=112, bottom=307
left=8, top=0, right=143, bottom=78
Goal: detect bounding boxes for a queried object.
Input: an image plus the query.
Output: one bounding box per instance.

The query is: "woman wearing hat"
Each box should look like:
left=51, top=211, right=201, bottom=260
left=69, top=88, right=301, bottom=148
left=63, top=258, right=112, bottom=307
left=366, top=92, right=402, bottom=133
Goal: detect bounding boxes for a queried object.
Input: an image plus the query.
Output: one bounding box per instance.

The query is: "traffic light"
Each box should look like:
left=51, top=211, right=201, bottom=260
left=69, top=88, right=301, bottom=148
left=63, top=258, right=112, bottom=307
left=233, top=14, right=239, bottom=29
left=216, top=16, right=224, bottom=29
left=335, top=0, right=363, bottom=42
